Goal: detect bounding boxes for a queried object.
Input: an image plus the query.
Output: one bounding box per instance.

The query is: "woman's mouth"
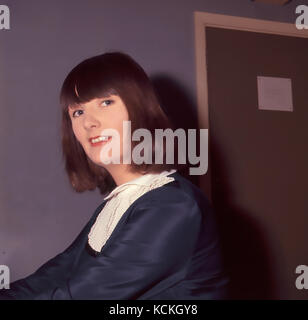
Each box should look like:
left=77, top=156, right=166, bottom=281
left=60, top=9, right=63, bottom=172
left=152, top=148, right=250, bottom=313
left=89, top=135, right=112, bottom=147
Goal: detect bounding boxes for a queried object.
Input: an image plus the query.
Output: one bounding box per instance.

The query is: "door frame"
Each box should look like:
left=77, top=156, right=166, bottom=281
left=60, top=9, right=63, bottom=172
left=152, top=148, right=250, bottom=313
left=194, top=12, right=308, bottom=200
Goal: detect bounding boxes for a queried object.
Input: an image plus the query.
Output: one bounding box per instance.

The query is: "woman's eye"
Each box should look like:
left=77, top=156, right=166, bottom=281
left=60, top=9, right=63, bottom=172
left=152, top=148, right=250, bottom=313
left=101, top=99, right=113, bottom=107
left=72, top=110, right=83, bottom=118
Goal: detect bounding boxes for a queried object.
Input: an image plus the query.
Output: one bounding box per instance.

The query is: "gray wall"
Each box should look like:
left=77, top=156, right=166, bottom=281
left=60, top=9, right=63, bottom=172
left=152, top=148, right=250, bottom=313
left=0, top=0, right=303, bottom=289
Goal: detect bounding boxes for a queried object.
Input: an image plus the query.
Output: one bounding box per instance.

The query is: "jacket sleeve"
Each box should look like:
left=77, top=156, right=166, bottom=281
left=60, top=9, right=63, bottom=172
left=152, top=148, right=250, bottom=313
left=50, top=193, right=202, bottom=300
left=0, top=203, right=105, bottom=300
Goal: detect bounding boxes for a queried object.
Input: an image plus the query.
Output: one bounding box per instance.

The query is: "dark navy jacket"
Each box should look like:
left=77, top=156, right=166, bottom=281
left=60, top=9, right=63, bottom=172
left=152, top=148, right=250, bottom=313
left=0, top=172, right=228, bottom=300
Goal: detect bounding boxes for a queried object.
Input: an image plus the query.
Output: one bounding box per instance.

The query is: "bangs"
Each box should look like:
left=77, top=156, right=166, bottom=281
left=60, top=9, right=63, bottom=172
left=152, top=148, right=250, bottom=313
left=60, top=56, right=121, bottom=111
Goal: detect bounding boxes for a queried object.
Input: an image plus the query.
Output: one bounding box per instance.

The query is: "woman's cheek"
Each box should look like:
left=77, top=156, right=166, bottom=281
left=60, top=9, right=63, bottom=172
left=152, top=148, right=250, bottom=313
left=72, top=124, right=83, bottom=143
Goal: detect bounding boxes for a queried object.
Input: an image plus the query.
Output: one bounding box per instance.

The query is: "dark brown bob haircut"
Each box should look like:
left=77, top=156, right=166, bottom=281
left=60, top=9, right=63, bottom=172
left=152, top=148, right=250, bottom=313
left=60, top=51, right=180, bottom=195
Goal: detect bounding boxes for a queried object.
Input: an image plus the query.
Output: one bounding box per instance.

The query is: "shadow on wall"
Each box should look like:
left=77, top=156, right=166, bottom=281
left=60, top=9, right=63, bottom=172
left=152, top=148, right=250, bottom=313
left=151, top=74, right=199, bottom=187
left=151, top=75, right=276, bottom=299
left=210, top=136, right=276, bottom=299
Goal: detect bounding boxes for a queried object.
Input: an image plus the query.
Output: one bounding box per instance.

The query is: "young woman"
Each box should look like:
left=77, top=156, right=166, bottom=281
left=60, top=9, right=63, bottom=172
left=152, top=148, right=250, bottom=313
left=0, top=52, right=228, bottom=300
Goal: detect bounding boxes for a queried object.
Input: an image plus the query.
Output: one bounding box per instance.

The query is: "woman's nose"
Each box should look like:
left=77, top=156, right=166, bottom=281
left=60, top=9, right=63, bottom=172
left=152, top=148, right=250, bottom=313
left=83, top=112, right=101, bottom=130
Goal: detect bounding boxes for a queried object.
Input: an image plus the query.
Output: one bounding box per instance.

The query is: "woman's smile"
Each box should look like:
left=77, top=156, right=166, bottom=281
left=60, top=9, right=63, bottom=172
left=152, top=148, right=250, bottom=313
left=89, top=135, right=113, bottom=147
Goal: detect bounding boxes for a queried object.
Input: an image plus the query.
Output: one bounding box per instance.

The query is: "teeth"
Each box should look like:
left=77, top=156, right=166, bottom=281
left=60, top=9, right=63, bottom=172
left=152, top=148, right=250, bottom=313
left=91, top=136, right=110, bottom=143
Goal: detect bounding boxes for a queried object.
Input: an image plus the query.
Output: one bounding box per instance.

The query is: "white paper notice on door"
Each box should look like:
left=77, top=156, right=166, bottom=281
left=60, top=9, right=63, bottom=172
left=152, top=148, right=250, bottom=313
left=257, top=76, right=293, bottom=112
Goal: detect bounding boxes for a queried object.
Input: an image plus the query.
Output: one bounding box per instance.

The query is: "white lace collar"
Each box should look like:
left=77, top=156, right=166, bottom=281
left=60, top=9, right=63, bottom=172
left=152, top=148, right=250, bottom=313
left=103, top=169, right=176, bottom=201
left=87, top=169, right=177, bottom=253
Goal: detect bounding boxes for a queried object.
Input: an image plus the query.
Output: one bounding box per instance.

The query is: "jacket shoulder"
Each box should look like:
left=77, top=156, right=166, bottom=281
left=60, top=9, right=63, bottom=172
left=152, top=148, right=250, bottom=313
left=130, top=172, right=210, bottom=214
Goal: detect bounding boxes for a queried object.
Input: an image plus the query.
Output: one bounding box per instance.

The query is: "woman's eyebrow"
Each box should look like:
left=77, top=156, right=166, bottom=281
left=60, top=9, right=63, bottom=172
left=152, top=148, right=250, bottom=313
left=68, top=104, right=84, bottom=110
left=68, top=94, right=117, bottom=110
left=99, top=93, right=117, bottom=99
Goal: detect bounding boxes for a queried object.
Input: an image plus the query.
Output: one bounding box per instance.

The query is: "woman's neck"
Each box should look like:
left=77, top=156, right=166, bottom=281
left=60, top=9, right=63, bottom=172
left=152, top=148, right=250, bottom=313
left=106, top=164, right=144, bottom=186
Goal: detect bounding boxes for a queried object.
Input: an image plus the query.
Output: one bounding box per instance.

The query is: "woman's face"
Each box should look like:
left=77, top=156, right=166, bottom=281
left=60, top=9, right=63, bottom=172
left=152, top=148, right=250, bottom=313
left=68, top=94, right=129, bottom=167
